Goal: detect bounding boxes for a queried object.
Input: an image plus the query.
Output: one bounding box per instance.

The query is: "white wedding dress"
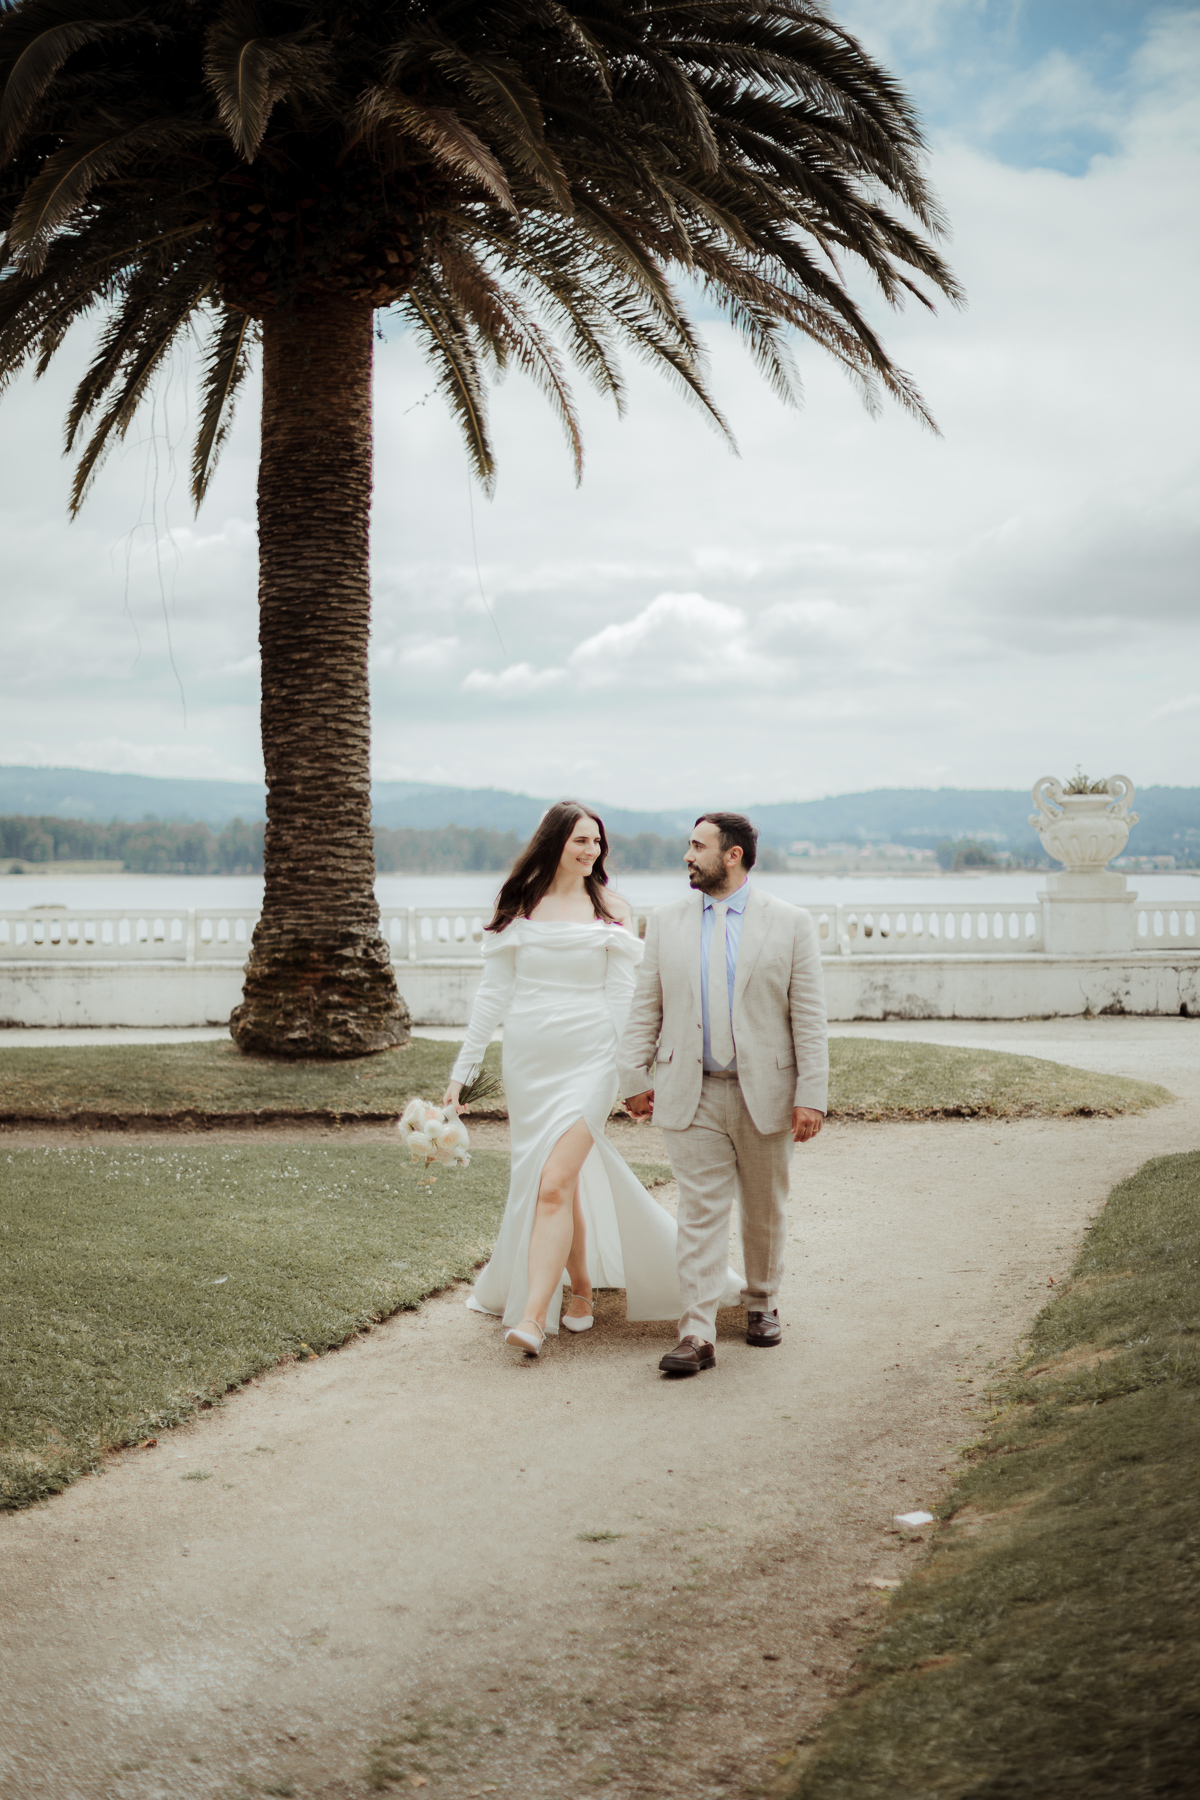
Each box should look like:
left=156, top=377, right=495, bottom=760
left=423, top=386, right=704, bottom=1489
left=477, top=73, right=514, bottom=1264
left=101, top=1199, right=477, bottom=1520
left=450, top=918, right=741, bottom=1335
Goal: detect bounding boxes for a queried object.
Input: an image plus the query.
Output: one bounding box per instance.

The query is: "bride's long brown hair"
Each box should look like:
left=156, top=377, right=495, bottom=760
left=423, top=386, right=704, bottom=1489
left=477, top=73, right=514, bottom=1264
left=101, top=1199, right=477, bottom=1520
left=486, top=801, right=619, bottom=933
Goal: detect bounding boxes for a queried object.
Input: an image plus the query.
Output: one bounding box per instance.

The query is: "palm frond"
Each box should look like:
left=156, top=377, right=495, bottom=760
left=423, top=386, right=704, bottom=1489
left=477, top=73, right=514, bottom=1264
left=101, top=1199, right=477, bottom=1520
left=426, top=46, right=573, bottom=210
left=438, top=241, right=584, bottom=481
left=65, top=247, right=212, bottom=511
left=7, top=118, right=203, bottom=274
left=0, top=2, right=148, bottom=158
left=63, top=283, right=148, bottom=449
left=203, top=0, right=327, bottom=162
left=191, top=303, right=255, bottom=506
left=402, top=278, right=495, bottom=491
left=542, top=1, right=611, bottom=95
left=353, top=87, right=517, bottom=212
left=570, top=200, right=681, bottom=323
left=643, top=51, right=721, bottom=171
left=67, top=308, right=194, bottom=513
left=449, top=213, right=628, bottom=411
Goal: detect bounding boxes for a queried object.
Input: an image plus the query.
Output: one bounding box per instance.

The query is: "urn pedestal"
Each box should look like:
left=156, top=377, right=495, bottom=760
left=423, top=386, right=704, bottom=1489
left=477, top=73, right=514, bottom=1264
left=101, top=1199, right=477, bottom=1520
left=1030, top=776, right=1139, bottom=955
left=1038, top=870, right=1137, bottom=954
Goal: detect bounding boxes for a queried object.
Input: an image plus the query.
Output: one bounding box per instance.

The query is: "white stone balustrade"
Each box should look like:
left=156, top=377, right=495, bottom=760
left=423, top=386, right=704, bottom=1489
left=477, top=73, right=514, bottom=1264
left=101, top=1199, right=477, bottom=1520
left=2, top=829, right=1198, bottom=1028
left=834, top=904, right=1043, bottom=954
left=1136, top=907, right=1199, bottom=946
left=0, top=908, right=260, bottom=961
left=379, top=908, right=488, bottom=959
left=5, top=899, right=1199, bottom=971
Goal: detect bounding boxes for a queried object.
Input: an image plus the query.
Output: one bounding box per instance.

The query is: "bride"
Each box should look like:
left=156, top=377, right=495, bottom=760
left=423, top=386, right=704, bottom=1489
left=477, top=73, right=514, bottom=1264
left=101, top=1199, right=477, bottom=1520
left=444, top=801, right=723, bottom=1357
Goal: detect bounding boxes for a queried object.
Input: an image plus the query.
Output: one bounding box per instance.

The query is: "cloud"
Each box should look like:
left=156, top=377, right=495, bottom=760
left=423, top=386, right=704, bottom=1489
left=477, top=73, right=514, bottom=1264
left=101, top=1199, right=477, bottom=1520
left=374, top=635, right=461, bottom=673
left=567, top=592, right=784, bottom=689
left=460, top=661, right=568, bottom=698
left=1151, top=694, right=1200, bottom=722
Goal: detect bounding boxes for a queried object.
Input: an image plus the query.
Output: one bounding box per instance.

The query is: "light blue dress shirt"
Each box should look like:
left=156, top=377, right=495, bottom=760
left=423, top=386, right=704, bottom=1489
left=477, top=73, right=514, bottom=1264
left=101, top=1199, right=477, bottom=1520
left=700, top=880, right=750, bottom=1072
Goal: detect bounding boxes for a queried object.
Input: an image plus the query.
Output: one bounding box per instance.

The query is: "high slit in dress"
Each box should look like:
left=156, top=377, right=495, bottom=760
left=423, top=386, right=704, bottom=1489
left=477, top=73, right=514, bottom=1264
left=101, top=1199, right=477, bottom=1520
left=449, top=917, right=742, bottom=1335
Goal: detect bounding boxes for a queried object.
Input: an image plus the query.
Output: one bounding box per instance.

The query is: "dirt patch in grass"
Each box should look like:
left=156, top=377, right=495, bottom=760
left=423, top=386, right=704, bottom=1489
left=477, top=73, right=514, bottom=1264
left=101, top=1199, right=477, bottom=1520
left=789, top=1151, right=1200, bottom=1800
left=0, top=1141, right=509, bottom=1510
left=0, top=1036, right=1168, bottom=1128
left=628, top=1159, right=673, bottom=1189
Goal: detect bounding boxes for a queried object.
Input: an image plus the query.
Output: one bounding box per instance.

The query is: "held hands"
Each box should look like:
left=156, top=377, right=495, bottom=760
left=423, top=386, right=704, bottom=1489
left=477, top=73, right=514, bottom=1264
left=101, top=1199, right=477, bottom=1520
left=792, top=1106, right=823, bottom=1144
left=625, top=1092, right=819, bottom=1138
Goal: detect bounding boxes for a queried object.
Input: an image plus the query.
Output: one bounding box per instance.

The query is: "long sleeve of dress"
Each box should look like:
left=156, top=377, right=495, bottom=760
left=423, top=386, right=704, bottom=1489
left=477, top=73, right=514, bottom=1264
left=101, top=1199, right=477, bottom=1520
left=603, top=931, right=642, bottom=1045
left=617, top=910, right=663, bottom=1098
left=450, top=937, right=517, bottom=1085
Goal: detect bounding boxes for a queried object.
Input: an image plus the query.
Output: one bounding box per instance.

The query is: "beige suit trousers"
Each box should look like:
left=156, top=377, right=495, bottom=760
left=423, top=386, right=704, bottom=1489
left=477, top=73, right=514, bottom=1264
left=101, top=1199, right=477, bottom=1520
left=661, top=1072, right=792, bottom=1342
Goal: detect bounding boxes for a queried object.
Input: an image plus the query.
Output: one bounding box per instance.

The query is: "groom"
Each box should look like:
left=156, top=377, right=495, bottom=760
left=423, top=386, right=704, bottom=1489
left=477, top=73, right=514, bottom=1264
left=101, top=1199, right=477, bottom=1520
left=620, top=813, right=828, bottom=1376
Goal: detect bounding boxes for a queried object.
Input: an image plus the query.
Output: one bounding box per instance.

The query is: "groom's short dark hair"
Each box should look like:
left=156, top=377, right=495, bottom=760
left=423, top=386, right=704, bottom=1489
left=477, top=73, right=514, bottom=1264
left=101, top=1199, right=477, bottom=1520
left=695, top=812, right=758, bottom=871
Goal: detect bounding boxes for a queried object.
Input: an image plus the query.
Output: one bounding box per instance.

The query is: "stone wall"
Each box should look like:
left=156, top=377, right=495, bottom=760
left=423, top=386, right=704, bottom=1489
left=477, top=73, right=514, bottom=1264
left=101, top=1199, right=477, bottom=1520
left=2, top=950, right=1196, bottom=1030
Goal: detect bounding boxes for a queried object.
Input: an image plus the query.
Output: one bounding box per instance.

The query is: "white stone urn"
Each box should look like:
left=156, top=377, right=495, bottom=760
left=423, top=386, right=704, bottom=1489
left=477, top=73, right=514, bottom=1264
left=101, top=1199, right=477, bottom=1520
left=1029, top=775, right=1138, bottom=873
left=1031, top=775, right=1139, bottom=954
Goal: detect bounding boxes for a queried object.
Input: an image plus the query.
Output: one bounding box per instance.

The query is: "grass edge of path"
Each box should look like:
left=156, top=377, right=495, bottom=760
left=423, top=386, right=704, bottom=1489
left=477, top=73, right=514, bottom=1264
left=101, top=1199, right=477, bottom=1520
left=0, top=1141, right=512, bottom=1511
left=783, top=1149, right=1200, bottom=1800
left=0, top=1035, right=1174, bottom=1126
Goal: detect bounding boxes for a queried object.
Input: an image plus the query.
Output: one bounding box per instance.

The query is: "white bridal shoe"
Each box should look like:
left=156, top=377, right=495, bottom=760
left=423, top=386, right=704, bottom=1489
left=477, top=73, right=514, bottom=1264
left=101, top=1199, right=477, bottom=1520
left=561, top=1290, right=595, bottom=1334
left=504, top=1319, right=546, bottom=1357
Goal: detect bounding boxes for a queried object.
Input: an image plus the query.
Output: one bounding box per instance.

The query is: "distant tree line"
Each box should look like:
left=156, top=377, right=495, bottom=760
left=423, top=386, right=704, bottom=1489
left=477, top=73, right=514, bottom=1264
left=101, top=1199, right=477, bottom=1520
left=934, top=838, right=1045, bottom=871
left=374, top=825, right=786, bottom=873
left=3, top=815, right=787, bottom=876
left=2, top=815, right=264, bottom=873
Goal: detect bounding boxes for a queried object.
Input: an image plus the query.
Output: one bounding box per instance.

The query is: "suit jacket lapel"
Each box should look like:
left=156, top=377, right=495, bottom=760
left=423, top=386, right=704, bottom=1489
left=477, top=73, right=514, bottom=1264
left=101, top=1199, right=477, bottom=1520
left=732, top=886, right=768, bottom=1013
left=681, top=892, right=703, bottom=1021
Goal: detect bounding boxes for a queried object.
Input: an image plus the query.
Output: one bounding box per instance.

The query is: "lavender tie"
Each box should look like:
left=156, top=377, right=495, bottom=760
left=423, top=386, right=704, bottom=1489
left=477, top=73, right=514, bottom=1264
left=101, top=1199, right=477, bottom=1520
left=708, top=902, right=735, bottom=1067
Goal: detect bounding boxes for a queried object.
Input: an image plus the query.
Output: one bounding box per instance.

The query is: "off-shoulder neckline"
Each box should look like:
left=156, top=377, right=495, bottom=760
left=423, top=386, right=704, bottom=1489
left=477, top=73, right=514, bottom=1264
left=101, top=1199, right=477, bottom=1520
left=519, top=916, right=626, bottom=927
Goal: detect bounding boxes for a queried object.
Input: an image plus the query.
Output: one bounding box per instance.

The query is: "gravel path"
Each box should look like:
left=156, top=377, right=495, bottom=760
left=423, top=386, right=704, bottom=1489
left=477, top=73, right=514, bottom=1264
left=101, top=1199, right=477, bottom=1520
left=1, top=1019, right=1197, bottom=1800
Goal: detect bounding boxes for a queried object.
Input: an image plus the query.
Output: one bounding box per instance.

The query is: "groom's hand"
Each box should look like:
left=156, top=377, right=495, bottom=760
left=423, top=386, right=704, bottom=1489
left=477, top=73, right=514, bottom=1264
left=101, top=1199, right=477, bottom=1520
left=625, top=1089, right=654, bottom=1119
left=792, top=1107, right=823, bottom=1143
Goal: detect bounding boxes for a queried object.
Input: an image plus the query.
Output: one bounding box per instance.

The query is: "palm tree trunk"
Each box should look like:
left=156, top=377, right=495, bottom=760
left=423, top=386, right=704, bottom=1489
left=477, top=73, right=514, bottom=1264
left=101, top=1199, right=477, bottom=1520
left=230, top=297, right=409, bottom=1058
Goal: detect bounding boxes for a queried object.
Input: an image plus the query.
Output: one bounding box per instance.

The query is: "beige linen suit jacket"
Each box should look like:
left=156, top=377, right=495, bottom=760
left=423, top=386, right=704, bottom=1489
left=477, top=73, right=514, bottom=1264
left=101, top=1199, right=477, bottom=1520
left=618, top=885, right=829, bottom=1135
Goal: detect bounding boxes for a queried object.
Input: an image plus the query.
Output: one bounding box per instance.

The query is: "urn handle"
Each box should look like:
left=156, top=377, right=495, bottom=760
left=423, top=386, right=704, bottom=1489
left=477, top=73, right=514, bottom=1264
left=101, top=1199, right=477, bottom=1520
left=1029, top=775, right=1064, bottom=830
left=1103, top=774, right=1138, bottom=824
left=1030, top=773, right=1139, bottom=832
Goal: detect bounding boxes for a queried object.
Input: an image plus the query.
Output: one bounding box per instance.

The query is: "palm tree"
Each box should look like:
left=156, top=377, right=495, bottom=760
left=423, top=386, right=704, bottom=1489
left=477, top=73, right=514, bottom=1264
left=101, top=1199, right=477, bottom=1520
left=0, top=0, right=961, bottom=1058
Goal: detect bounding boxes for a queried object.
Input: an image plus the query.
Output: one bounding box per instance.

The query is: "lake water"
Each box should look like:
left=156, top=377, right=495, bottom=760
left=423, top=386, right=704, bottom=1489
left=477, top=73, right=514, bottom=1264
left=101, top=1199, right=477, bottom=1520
left=2, top=870, right=1197, bottom=912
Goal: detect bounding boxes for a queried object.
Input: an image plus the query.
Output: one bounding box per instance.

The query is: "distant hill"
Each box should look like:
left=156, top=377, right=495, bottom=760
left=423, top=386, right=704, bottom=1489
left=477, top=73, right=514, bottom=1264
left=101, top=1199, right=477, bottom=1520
left=1, top=765, right=1196, bottom=858
left=760, top=786, right=1198, bottom=860
left=0, top=765, right=265, bottom=827
left=367, top=781, right=690, bottom=839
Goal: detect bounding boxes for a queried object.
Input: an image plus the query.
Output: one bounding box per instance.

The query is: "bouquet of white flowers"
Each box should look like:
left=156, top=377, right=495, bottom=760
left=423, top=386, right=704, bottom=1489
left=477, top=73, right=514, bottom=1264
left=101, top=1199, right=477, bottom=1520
left=398, top=1098, right=471, bottom=1169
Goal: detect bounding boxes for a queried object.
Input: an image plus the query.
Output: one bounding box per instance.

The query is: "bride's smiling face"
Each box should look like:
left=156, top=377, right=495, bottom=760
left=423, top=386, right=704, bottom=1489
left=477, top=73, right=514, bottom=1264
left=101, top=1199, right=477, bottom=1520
left=559, top=815, right=602, bottom=880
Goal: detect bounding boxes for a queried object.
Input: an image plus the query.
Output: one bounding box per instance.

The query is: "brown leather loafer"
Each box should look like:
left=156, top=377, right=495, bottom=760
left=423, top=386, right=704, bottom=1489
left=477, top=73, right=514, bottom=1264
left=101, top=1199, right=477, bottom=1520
left=658, top=1336, right=716, bottom=1376
left=746, top=1309, right=782, bottom=1347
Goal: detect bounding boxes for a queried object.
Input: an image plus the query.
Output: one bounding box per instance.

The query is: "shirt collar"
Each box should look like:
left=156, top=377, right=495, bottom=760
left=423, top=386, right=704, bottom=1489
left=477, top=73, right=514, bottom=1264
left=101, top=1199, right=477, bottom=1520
left=703, top=880, right=750, bottom=914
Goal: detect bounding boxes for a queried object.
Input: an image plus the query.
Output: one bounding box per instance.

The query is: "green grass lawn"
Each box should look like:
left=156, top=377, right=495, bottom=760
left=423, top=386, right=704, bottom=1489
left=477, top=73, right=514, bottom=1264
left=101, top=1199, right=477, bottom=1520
left=0, top=1142, right=509, bottom=1510
left=828, top=1036, right=1171, bottom=1119
left=791, top=1151, right=1200, bottom=1800
left=0, top=1035, right=1170, bottom=1123
left=0, top=1035, right=503, bottom=1122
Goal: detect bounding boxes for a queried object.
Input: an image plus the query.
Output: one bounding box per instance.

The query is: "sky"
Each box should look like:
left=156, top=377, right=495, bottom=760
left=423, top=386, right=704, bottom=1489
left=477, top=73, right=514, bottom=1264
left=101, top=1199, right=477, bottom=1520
left=1, top=1, right=1197, bottom=812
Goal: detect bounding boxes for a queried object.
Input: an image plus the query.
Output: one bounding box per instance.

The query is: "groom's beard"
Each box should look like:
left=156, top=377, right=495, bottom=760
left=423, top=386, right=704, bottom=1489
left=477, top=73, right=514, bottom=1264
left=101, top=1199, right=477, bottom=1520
left=686, top=863, right=724, bottom=894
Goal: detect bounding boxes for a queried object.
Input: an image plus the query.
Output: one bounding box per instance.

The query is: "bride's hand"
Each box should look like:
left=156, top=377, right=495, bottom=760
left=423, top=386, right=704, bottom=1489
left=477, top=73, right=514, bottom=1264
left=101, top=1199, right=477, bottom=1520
left=443, top=1081, right=466, bottom=1113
